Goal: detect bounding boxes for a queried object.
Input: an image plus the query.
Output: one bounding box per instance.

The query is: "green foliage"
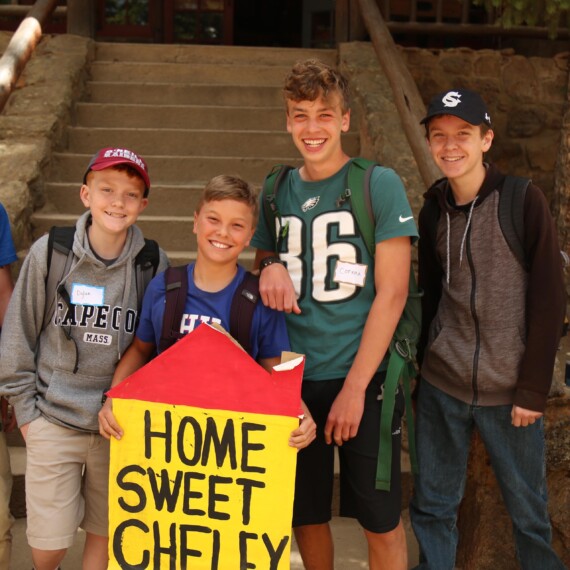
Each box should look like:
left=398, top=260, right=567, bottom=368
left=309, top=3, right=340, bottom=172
left=473, top=0, right=570, bottom=37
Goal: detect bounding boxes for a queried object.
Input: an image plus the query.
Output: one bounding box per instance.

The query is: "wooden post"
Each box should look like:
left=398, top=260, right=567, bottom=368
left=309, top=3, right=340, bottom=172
left=0, top=0, right=60, bottom=113
left=356, top=0, right=441, bottom=189
left=336, top=0, right=366, bottom=43
left=67, top=0, right=95, bottom=38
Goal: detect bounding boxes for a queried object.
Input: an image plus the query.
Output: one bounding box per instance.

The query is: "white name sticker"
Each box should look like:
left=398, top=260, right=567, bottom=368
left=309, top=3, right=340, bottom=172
left=333, top=260, right=368, bottom=287
left=70, top=283, right=105, bottom=306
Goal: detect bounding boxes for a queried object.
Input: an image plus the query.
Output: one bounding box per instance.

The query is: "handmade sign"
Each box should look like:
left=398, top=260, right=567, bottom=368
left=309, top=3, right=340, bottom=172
left=107, top=324, right=304, bottom=569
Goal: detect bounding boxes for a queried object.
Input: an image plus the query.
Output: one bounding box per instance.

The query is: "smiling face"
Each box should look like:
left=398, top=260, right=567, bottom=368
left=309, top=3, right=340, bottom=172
left=80, top=167, right=148, bottom=239
left=427, top=114, right=494, bottom=188
left=193, top=199, right=255, bottom=267
left=286, top=93, right=350, bottom=177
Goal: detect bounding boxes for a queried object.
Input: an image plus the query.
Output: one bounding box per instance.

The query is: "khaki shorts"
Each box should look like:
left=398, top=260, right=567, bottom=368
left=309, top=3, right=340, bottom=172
left=25, top=416, right=110, bottom=550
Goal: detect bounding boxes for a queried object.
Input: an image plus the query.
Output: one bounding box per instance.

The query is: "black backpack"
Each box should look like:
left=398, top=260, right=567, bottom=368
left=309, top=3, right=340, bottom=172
left=422, top=175, right=531, bottom=269
left=261, top=157, right=421, bottom=491
left=158, top=265, right=260, bottom=355
left=43, top=225, right=160, bottom=330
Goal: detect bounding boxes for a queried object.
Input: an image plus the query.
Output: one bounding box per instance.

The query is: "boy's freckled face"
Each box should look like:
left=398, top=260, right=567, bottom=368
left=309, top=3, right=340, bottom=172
left=80, top=168, right=148, bottom=237
left=286, top=94, right=350, bottom=167
left=193, top=199, right=255, bottom=264
left=427, top=115, right=493, bottom=183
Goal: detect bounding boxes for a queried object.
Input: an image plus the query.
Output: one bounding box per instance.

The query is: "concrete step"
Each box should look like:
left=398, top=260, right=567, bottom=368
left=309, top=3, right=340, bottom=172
left=95, top=42, right=336, bottom=67
left=85, top=82, right=284, bottom=107
left=43, top=183, right=204, bottom=217
left=49, top=152, right=303, bottom=185
left=31, top=214, right=259, bottom=263
left=64, top=127, right=359, bottom=159
left=74, top=103, right=285, bottom=131
left=32, top=212, right=197, bottom=253
left=89, top=61, right=292, bottom=85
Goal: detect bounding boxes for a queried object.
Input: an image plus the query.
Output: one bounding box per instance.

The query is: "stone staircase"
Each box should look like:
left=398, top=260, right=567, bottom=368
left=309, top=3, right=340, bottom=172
left=10, top=41, right=361, bottom=516
left=32, top=42, right=361, bottom=266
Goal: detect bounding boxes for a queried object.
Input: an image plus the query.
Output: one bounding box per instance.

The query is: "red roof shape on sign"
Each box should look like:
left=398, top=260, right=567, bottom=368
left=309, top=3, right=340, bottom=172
left=108, top=323, right=304, bottom=418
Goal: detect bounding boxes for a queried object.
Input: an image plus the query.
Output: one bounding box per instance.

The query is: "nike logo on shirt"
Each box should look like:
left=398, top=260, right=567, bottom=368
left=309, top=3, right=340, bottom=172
left=399, top=215, right=413, bottom=223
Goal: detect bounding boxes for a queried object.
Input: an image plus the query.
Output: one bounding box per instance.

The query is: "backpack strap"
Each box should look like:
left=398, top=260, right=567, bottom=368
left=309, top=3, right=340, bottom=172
left=498, top=175, right=530, bottom=270
left=134, top=238, right=160, bottom=312
left=345, top=157, right=378, bottom=258
left=158, top=265, right=189, bottom=354
left=229, top=271, right=260, bottom=355
left=43, top=226, right=76, bottom=330
left=342, top=159, right=420, bottom=491
left=158, top=267, right=260, bottom=355
left=262, top=164, right=294, bottom=253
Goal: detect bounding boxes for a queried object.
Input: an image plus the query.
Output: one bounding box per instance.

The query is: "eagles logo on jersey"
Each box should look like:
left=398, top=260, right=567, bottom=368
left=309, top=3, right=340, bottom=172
left=301, top=196, right=320, bottom=212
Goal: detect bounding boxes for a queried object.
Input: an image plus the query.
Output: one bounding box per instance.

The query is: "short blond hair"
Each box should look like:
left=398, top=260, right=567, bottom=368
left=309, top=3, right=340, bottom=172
left=196, top=175, right=259, bottom=225
left=283, top=59, right=350, bottom=113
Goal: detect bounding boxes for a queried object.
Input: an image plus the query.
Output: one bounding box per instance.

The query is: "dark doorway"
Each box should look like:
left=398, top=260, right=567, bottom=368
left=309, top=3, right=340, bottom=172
left=233, top=0, right=303, bottom=47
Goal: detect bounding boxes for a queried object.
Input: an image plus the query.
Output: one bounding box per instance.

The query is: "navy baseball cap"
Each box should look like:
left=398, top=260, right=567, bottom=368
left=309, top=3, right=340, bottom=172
left=83, top=147, right=151, bottom=196
left=421, top=89, right=492, bottom=127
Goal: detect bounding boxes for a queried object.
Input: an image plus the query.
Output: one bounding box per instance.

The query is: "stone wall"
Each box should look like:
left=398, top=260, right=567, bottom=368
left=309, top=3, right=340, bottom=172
left=401, top=45, right=569, bottom=222
left=0, top=32, right=93, bottom=263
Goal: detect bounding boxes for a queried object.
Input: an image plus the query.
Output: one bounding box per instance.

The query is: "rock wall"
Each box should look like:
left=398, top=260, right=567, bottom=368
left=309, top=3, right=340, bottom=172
left=0, top=32, right=93, bottom=264
left=401, top=46, right=569, bottom=210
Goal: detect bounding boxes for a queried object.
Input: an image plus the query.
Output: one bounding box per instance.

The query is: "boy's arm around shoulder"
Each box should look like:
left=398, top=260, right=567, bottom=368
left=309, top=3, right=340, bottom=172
left=515, top=183, right=566, bottom=413
left=0, top=237, right=50, bottom=430
left=254, top=248, right=300, bottom=314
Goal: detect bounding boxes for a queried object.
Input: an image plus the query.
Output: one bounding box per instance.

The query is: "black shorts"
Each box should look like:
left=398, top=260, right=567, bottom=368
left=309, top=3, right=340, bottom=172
left=292, top=373, right=404, bottom=533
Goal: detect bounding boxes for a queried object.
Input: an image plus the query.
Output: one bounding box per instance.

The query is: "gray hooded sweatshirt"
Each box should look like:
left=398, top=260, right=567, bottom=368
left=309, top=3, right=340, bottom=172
left=0, top=212, right=168, bottom=432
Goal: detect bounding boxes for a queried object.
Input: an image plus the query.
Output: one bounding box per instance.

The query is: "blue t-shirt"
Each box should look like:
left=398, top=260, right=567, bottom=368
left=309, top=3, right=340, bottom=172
left=136, top=263, right=290, bottom=361
left=0, top=204, right=17, bottom=267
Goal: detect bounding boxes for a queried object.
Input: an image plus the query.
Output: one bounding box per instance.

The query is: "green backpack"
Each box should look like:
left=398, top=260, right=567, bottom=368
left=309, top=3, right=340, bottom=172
left=262, top=157, right=421, bottom=491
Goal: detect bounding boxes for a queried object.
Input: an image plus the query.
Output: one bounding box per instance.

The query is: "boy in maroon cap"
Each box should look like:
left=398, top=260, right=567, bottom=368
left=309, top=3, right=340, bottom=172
left=410, top=89, right=565, bottom=570
left=0, top=148, right=168, bottom=570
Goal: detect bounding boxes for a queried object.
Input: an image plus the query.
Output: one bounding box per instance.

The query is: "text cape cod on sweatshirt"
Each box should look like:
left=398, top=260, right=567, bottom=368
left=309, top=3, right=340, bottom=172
left=0, top=211, right=168, bottom=432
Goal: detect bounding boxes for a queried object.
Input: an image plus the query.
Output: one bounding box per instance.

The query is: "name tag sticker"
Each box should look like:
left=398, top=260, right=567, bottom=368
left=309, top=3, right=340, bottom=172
left=333, top=261, right=368, bottom=287
left=70, top=283, right=105, bottom=306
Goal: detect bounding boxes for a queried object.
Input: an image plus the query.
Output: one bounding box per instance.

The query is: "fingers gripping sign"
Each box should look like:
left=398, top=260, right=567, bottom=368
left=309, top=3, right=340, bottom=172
left=98, top=397, right=124, bottom=440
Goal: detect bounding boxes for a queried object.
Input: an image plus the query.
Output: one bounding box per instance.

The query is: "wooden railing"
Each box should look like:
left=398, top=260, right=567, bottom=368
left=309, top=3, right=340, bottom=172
left=337, top=0, right=569, bottom=42
left=0, top=4, right=65, bottom=19
left=352, top=0, right=442, bottom=188
left=0, top=0, right=60, bottom=113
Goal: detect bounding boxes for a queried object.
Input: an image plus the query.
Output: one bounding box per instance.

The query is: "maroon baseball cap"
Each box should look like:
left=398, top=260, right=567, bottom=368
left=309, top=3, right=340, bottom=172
left=83, top=147, right=151, bottom=196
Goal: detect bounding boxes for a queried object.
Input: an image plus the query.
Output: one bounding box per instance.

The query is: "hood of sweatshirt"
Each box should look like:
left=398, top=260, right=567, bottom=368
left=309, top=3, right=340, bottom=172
left=0, top=211, right=168, bottom=432
left=423, top=164, right=506, bottom=284
left=423, top=163, right=506, bottom=211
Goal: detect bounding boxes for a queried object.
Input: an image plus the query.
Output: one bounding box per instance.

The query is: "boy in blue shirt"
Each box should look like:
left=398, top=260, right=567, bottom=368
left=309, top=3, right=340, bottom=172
left=99, top=175, right=316, bottom=450
left=0, top=203, right=17, bottom=570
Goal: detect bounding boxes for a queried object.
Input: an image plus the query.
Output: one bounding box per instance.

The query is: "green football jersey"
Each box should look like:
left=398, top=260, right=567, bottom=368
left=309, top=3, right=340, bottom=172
left=252, top=160, right=418, bottom=381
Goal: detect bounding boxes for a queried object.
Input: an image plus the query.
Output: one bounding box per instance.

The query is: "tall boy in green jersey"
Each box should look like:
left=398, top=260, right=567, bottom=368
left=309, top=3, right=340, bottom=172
left=251, top=59, right=418, bottom=569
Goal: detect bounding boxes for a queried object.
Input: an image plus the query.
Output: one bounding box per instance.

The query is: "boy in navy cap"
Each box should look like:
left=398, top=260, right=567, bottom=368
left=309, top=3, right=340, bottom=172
left=0, top=148, right=168, bottom=570
left=410, top=89, right=566, bottom=569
